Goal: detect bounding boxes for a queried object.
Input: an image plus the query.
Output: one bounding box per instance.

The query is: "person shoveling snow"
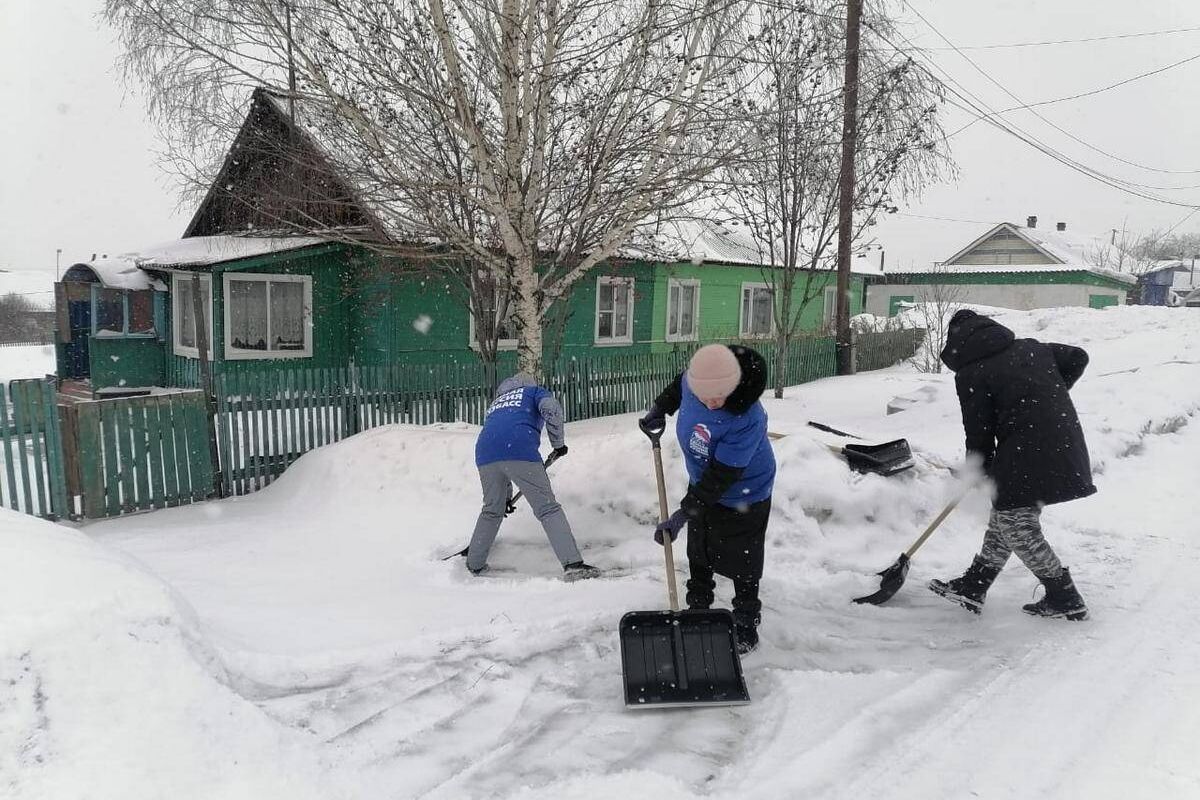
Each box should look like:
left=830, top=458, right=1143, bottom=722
left=639, top=344, right=776, bottom=655
left=466, top=372, right=600, bottom=581
left=930, top=309, right=1094, bottom=620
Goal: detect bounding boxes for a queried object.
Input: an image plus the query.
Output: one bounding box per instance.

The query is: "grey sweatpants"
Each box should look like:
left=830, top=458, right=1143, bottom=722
left=977, top=507, right=1064, bottom=580
left=467, top=460, right=582, bottom=571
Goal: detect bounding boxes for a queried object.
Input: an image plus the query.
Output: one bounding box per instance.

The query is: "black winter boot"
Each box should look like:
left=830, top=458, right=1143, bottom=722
left=1022, top=567, right=1088, bottom=621
left=735, top=624, right=759, bottom=656
left=928, top=556, right=1002, bottom=614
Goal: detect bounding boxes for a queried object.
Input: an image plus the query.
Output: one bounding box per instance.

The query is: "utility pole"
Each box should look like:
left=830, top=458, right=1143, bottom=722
left=834, top=0, right=862, bottom=375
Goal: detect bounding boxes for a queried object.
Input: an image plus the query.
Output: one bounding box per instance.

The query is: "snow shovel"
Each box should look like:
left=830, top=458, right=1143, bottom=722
left=618, top=430, right=750, bottom=708
left=852, top=492, right=966, bottom=605
left=440, top=451, right=562, bottom=561
left=807, top=421, right=914, bottom=477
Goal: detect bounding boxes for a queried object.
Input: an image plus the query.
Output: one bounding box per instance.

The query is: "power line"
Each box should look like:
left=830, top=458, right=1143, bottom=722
left=889, top=3, right=1200, bottom=204
left=894, top=212, right=1002, bottom=225
left=924, top=25, right=1200, bottom=51
left=866, top=17, right=1200, bottom=210
left=900, top=2, right=1200, bottom=180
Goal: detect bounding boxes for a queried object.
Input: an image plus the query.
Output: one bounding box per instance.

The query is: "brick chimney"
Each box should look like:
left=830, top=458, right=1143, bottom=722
left=1056, top=222, right=1067, bottom=232
left=1026, top=215, right=1038, bottom=229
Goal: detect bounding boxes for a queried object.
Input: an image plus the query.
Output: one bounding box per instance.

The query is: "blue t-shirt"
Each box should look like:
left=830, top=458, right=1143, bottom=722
left=676, top=375, right=775, bottom=506
left=475, top=385, right=552, bottom=466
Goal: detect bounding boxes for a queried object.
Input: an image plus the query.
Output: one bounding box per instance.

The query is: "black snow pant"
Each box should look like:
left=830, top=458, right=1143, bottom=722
left=684, top=496, right=770, bottom=631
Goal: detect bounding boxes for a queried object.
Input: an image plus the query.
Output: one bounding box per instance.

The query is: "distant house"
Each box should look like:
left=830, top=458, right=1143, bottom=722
left=1133, top=260, right=1199, bottom=306
left=54, top=88, right=867, bottom=393
left=866, top=217, right=1136, bottom=316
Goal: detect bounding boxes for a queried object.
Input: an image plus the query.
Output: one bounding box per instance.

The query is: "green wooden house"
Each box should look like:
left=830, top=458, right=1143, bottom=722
left=54, top=89, right=867, bottom=393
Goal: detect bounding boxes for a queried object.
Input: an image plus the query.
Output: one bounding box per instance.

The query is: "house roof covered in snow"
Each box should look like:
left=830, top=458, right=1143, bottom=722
left=192, top=89, right=855, bottom=275
left=885, top=222, right=1136, bottom=285
left=620, top=218, right=880, bottom=274
left=66, top=236, right=330, bottom=290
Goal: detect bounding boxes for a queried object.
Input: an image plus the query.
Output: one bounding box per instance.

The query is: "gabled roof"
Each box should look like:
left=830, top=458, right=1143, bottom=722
left=940, top=222, right=1108, bottom=267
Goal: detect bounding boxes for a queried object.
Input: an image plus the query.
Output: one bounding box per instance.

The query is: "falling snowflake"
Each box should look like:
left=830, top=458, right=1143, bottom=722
left=412, top=315, right=434, bottom=334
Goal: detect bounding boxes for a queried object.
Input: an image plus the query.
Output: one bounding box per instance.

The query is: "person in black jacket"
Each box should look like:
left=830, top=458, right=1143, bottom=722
left=930, top=309, right=1094, bottom=620
left=639, top=344, right=776, bottom=655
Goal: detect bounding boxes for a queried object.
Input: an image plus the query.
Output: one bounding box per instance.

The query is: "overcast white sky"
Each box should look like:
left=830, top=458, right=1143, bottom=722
left=2, top=0, right=1199, bottom=278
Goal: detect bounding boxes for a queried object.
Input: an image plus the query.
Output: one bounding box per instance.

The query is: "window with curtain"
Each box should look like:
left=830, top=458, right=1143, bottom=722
left=667, top=279, right=699, bottom=341
left=596, top=276, right=633, bottom=344
left=223, top=273, right=312, bottom=359
left=740, top=284, right=773, bottom=337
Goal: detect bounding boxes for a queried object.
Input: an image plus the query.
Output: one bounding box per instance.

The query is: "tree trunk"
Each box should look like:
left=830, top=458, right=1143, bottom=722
left=512, top=252, right=543, bottom=379
left=773, top=330, right=788, bottom=399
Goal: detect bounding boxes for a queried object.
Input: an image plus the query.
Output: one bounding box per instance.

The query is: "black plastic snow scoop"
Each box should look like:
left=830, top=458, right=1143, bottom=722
left=807, top=421, right=914, bottom=477
left=440, top=452, right=561, bottom=561
left=619, top=432, right=750, bottom=708
left=852, top=492, right=965, bottom=605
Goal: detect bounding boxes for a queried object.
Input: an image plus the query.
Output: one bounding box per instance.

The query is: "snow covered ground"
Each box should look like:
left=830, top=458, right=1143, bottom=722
left=0, top=344, right=56, bottom=387
left=3, top=305, right=1199, bottom=799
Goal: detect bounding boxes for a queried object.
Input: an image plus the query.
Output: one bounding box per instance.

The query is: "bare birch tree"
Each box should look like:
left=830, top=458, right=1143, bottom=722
left=105, top=0, right=754, bottom=377
left=717, top=0, right=949, bottom=396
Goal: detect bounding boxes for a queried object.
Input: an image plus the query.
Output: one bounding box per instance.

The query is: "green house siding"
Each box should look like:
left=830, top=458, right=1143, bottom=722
left=885, top=270, right=1133, bottom=291
left=1088, top=293, right=1120, bottom=309
left=165, top=244, right=357, bottom=382
left=89, top=337, right=166, bottom=389
left=158, top=244, right=866, bottom=387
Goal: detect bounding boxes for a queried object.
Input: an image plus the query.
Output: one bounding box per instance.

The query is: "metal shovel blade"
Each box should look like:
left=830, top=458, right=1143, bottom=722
left=841, top=440, right=915, bottom=476
left=619, top=608, right=750, bottom=708
left=852, top=553, right=911, bottom=605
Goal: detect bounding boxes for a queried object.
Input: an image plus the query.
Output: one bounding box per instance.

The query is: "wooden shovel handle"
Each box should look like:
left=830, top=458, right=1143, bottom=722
left=904, top=492, right=966, bottom=559
left=652, top=441, right=680, bottom=612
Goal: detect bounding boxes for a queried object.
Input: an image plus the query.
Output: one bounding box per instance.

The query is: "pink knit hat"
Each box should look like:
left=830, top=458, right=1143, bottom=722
left=687, top=344, right=741, bottom=400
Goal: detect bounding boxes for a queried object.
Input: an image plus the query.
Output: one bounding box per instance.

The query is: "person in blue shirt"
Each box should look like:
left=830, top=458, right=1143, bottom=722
left=468, top=373, right=599, bottom=580
left=639, top=344, right=776, bottom=654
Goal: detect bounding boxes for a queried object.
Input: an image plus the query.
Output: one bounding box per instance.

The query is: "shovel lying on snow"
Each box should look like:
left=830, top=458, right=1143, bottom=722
left=852, top=492, right=966, bottom=605
left=440, top=451, right=562, bottom=561
left=807, top=421, right=915, bottom=477
left=618, top=430, right=750, bottom=708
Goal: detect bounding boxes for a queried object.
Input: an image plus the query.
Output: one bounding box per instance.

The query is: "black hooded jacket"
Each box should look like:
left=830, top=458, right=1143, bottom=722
left=653, top=345, right=769, bottom=515
left=940, top=311, right=1096, bottom=510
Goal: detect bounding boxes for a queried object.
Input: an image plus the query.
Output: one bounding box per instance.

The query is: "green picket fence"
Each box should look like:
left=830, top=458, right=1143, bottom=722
left=67, top=391, right=216, bottom=519
left=0, top=378, right=70, bottom=519
left=854, top=328, right=927, bottom=373
left=1, top=328, right=926, bottom=518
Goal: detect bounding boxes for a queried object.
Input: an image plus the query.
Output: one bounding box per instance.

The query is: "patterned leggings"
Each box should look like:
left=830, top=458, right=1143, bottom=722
left=978, top=507, right=1064, bottom=580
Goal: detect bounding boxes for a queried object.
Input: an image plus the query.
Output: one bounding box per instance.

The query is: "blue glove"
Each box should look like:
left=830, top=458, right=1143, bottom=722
left=639, top=405, right=667, bottom=439
left=654, top=508, right=689, bottom=545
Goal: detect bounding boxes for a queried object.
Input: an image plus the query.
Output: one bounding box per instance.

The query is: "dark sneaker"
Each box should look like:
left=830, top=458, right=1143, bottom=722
left=929, top=556, right=1001, bottom=614
left=563, top=561, right=602, bottom=582
left=1022, top=567, right=1088, bottom=621
left=735, top=625, right=759, bottom=656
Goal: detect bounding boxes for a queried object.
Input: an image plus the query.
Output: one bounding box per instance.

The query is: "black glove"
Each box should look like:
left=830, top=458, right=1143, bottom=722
left=639, top=405, right=667, bottom=439
left=653, top=508, right=689, bottom=545
left=552, top=445, right=569, bottom=459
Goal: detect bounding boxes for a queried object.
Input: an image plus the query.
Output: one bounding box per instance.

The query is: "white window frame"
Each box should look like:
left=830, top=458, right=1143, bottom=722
left=665, top=278, right=700, bottom=343
left=822, top=285, right=839, bottom=329
left=595, top=276, right=635, bottom=345
left=222, top=272, right=314, bottom=360
left=739, top=282, right=774, bottom=338
left=468, top=280, right=519, bottom=352
left=172, top=273, right=213, bottom=359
